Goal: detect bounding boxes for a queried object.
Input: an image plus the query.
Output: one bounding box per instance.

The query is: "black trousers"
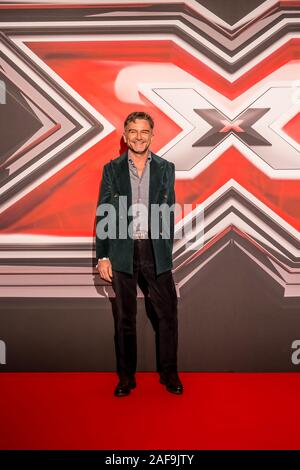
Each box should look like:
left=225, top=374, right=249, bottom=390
left=111, top=239, right=178, bottom=379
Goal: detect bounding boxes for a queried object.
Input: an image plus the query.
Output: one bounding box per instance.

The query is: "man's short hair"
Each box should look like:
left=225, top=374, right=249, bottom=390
left=124, top=111, right=154, bottom=130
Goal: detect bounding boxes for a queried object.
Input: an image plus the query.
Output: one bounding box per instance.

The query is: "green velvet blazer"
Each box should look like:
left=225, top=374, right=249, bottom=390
left=95, top=151, right=176, bottom=275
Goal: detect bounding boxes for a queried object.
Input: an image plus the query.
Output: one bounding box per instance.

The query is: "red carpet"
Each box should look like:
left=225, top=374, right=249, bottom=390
left=0, top=372, right=299, bottom=450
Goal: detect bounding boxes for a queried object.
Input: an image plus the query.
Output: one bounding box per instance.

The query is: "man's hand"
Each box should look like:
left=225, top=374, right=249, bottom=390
left=97, top=259, right=113, bottom=282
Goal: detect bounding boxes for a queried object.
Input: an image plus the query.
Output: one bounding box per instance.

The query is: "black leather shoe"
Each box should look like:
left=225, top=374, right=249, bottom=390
left=160, top=372, right=183, bottom=395
left=114, top=378, right=136, bottom=397
left=128, top=378, right=136, bottom=390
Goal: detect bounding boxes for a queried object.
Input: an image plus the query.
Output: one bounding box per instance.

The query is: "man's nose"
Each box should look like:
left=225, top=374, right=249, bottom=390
left=136, top=132, right=143, bottom=139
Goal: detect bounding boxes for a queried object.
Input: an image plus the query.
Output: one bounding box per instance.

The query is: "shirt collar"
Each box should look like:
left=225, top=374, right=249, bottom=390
left=128, top=150, right=152, bottom=164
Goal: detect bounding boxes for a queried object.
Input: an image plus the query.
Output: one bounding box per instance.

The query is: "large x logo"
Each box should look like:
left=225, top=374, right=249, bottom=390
left=141, top=86, right=300, bottom=178
left=193, top=108, right=271, bottom=147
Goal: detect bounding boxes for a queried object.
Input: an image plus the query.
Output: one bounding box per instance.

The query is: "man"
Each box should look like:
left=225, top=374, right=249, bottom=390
left=96, top=111, right=183, bottom=397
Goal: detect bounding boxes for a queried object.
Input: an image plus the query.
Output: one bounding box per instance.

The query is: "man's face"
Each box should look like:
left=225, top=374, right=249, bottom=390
left=123, top=119, right=153, bottom=156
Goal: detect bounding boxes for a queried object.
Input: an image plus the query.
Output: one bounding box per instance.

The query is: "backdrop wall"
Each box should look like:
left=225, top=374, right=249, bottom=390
left=1, top=0, right=300, bottom=371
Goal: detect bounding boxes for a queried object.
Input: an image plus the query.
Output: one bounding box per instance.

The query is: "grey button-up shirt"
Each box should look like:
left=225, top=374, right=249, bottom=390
left=128, top=151, right=152, bottom=239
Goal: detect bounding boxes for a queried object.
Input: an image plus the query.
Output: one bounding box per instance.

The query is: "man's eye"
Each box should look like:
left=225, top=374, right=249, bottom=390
left=127, top=130, right=150, bottom=135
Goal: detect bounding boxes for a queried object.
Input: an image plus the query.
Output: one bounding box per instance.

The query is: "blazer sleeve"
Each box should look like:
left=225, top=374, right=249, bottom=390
left=95, top=163, right=112, bottom=260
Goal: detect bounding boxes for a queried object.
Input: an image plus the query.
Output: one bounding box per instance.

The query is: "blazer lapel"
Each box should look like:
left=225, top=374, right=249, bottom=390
left=149, top=153, right=166, bottom=205
left=111, top=151, right=132, bottom=207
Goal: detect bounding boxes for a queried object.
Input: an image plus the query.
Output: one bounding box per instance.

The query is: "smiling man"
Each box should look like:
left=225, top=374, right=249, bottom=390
left=96, top=111, right=183, bottom=397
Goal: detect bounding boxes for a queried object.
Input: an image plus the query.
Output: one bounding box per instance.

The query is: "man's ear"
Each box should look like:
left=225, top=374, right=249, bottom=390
left=123, top=133, right=127, bottom=144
